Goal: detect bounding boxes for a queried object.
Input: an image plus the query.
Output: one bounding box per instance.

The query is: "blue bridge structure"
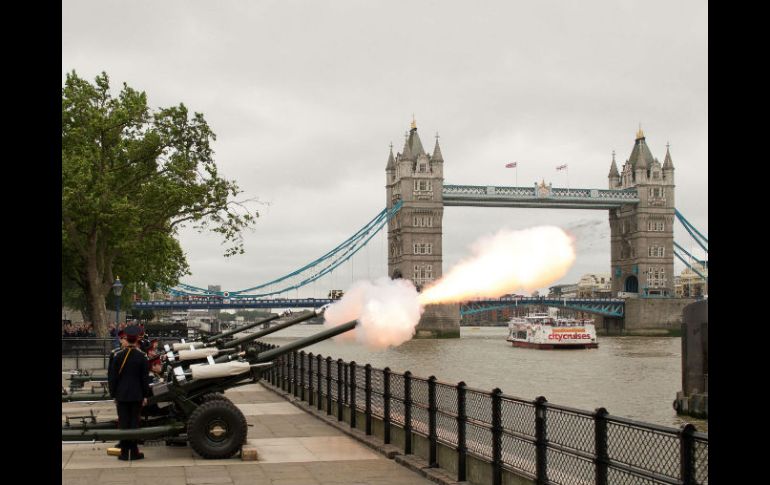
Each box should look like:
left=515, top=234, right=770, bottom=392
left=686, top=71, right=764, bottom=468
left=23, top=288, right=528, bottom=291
left=134, top=296, right=626, bottom=318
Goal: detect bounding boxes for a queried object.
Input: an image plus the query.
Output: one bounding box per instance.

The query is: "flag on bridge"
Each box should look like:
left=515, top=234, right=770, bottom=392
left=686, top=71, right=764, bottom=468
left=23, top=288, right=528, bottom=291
left=556, top=164, right=568, bottom=171
left=505, top=162, right=517, bottom=168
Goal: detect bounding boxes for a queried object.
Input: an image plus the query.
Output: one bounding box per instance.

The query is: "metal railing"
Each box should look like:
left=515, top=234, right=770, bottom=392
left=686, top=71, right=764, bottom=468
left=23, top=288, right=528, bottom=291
left=256, top=343, right=708, bottom=485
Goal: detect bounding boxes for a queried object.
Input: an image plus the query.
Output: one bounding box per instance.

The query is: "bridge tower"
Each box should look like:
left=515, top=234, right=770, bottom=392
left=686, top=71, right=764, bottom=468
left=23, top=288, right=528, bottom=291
left=609, top=128, right=676, bottom=297
left=386, top=119, right=460, bottom=338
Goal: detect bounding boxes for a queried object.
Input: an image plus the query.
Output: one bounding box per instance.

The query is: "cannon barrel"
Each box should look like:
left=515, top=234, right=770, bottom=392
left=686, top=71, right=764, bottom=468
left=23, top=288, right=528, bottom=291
left=61, top=392, right=112, bottom=403
left=219, top=310, right=319, bottom=349
left=254, top=320, right=357, bottom=363
left=167, top=347, right=240, bottom=367
left=61, top=422, right=185, bottom=441
left=201, top=313, right=281, bottom=342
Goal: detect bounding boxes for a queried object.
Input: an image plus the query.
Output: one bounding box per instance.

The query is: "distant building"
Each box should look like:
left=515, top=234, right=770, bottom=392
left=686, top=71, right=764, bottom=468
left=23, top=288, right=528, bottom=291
left=548, top=283, right=578, bottom=299
left=675, top=261, right=708, bottom=298
left=577, top=273, right=612, bottom=298
left=208, top=285, right=222, bottom=293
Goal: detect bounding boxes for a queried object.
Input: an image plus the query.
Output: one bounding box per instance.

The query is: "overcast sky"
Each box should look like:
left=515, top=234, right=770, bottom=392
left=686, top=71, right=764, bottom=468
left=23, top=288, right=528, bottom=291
left=62, top=0, right=707, bottom=297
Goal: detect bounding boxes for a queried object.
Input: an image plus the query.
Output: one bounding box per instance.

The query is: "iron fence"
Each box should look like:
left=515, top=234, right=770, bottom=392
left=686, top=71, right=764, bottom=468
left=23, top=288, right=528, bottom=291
left=255, top=343, right=708, bottom=485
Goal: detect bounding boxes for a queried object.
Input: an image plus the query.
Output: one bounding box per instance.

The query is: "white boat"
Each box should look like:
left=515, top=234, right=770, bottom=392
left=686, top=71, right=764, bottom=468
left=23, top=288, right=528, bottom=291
left=506, top=312, right=598, bottom=349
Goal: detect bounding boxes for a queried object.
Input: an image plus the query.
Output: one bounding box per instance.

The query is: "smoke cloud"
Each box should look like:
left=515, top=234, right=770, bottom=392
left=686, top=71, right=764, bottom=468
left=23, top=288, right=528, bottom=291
left=323, top=277, right=423, bottom=349
left=418, top=226, right=575, bottom=304
left=324, top=226, right=575, bottom=348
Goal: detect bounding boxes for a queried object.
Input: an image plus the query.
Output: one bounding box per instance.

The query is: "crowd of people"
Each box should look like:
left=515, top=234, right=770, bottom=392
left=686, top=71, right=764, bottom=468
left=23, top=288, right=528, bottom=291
left=62, top=321, right=96, bottom=338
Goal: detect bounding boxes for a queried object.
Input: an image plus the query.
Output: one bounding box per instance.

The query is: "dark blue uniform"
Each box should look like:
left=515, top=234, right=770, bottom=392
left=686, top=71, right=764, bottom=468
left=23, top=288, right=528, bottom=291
left=108, top=345, right=151, bottom=460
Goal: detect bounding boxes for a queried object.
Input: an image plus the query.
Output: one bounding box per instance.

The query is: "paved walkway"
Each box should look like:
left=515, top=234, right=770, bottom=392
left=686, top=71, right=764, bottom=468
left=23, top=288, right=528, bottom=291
left=62, top=382, right=434, bottom=485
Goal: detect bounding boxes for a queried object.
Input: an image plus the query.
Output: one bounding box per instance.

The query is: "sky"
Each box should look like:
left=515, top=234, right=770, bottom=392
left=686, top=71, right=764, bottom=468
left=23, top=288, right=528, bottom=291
left=62, top=0, right=708, bottom=297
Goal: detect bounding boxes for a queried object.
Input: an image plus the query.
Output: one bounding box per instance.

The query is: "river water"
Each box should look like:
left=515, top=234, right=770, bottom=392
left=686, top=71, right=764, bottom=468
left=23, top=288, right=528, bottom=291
left=259, top=325, right=707, bottom=432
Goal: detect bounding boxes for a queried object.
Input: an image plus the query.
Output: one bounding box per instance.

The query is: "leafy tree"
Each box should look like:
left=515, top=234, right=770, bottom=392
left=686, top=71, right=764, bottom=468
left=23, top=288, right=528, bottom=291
left=62, top=71, right=257, bottom=337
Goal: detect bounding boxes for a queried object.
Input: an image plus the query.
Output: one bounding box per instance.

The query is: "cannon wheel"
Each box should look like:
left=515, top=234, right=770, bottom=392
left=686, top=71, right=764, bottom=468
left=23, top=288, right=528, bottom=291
left=187, top=400, right=247, bottom=459
left=198, top=393, right=230, bottom=404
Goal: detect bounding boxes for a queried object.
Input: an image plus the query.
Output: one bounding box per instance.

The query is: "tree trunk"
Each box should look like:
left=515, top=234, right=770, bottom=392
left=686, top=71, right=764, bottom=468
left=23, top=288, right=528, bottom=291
left=85, top=254, right=110, bottom=338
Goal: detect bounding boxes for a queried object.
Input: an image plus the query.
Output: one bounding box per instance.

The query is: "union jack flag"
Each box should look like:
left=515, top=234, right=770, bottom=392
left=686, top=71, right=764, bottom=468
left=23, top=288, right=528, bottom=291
left=505, top=162, right=517, bottom=168
left=556, top=164, right=568, bottom=171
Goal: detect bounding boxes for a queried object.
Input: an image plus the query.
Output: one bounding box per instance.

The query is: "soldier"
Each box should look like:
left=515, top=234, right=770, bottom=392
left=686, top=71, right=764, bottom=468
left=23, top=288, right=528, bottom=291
left=142, top=356, right=173, bottom=420
left=108, top=325, right=151, bottom=461
left=148, top=356, right=164, bottom=383
left=138, top=324, right=151, bottom=353
left=146, top=339, right=160, bottom=359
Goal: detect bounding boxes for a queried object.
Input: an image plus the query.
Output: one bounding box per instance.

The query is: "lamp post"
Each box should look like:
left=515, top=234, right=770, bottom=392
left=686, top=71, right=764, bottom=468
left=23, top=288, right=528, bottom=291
left=112, top=277, right=124, bottom=326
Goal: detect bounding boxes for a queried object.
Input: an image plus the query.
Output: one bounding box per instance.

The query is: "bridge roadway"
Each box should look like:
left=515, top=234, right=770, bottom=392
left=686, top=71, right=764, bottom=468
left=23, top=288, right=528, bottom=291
left=134, top=297, right=626, bottom=317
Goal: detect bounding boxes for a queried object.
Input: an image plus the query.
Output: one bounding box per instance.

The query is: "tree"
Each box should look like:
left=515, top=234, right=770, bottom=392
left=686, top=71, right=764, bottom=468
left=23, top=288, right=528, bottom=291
left=62, top=71, right=257, bottom=337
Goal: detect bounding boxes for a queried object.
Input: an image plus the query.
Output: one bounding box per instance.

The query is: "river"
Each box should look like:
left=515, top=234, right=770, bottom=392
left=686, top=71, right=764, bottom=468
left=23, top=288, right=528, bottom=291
left=259, top=325, right=707, bottom=432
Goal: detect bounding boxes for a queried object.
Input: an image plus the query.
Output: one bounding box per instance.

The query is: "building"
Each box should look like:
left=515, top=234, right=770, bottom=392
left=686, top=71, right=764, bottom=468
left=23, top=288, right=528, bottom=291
left=386, top=119, right=460, bottom=337
left=548, top=283, right=578, bottom=299
left=608, top=128, right=675, bottom=297
left=577, top=273, right=612, bottom=298
left=675, top=260, right=708, bottom=298
left=386, top=119, right=444, bottom=289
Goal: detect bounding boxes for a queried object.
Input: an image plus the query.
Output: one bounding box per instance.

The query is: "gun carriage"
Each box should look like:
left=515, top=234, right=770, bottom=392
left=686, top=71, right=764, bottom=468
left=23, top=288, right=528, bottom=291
left=62, top=308, right=355, bottom=459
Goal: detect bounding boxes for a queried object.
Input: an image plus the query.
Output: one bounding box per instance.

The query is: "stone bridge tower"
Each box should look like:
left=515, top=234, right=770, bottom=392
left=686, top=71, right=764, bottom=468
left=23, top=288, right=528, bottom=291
left=608, top=128, right=676, bottom=297
left=386, top=119, right=460, bottom=338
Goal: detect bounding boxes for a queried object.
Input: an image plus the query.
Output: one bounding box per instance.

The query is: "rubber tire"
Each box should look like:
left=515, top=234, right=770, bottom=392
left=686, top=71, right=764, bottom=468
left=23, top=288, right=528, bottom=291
left=198, top=393, right=231, bottom=404
left=187, top=400, right=247, bottom=459
left=197, top=394, right=246, bottom=443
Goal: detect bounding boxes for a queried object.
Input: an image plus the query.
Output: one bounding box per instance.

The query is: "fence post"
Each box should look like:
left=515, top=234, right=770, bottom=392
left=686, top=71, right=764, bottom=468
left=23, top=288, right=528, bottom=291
left=326, top=357, right=333, bottom=416
left=365, top=364, right=372, bottom=435
left=317, top=354, right=323, bottom=411
left=299, top=351, right=306, bottom=401
left=307, top=352, right=313, bottom=406
left=535, top=396, right=549, bottom=485
left=337, top=358, right=344, bottom=421
left=350, top=361, right=357, bottom=429
left=594, top=407, right=609, bottom=485
left=404, top=371, right=413, bottom=455
left=428, top=376, right=438, bottom=467
left=343, top=362, right=349, bottom=407
left=383, top=367, right=391, bottom=444
left=492, top=388, right=503, bottom=485
left=457, top=381, right=467, bottom=482
left=292, top=351, right=299, bottom=397
left=680, top=423, right=696, bottom=485
left=275, top=346, right=281, bottom=387
left=272, top=348, right=279, bottom=386
left=282, top=354, right=288, bottom=392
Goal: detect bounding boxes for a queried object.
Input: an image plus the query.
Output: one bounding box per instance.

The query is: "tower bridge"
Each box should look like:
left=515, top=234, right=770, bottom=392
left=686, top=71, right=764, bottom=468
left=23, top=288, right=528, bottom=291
left=146, top=121, right=706, bottom=337
left=386, top=123, right=691, bottom=337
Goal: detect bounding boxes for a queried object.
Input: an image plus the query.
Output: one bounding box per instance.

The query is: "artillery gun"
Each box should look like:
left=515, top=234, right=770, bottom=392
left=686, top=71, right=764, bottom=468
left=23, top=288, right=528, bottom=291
left=62, top=310, right=320, bottom=403
left=62, top=312, right=355, bottom=459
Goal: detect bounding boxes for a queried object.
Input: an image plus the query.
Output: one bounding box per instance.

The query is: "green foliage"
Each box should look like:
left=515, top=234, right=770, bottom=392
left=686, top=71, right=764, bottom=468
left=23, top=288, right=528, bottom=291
left=218, top=312, right=236, bottom=322
left=62, top=71, right=257, bottom=335
left=234, top=310, right=274, bottom=320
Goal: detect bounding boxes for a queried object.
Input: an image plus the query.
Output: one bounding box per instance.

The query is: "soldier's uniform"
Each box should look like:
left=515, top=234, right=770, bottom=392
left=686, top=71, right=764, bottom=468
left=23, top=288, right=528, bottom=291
left=108, top=326, right=151, bottom=461
left=106, top=331, right=126, bottom=386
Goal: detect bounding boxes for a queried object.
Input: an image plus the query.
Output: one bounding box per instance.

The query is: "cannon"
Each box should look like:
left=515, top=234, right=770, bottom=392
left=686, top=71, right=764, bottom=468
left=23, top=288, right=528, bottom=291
left=62, top=318, right=356, bottom=459
left=62, top=310, right=323, bottom=403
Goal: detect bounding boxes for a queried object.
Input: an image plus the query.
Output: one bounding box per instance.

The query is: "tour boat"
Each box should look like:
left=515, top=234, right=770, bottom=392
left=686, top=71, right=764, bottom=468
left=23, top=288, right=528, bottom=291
left=506, top=313, right=598, bottom=349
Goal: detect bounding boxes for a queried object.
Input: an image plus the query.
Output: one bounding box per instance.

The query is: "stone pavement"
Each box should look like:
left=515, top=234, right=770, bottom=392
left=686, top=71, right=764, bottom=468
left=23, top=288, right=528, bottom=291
left=62, top=382, right=435, bottom=485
